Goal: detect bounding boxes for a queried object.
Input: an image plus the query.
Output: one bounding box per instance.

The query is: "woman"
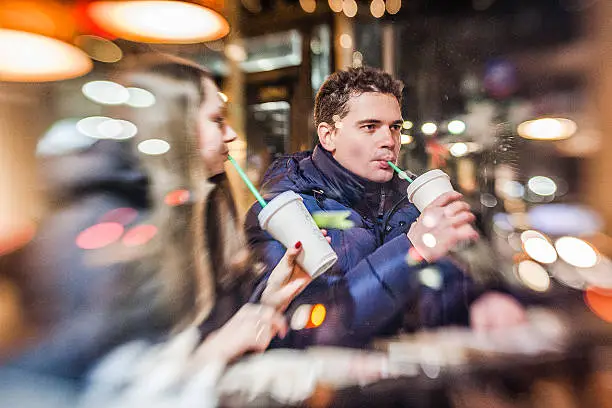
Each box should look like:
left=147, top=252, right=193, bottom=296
left=116, top=57, right=312, bottom=360
left=5, top=56, right=311, bottom=383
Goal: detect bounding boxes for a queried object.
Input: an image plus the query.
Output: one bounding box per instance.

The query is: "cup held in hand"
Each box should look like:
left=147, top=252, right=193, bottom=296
left=258, top=191, right=338, bottom=278
left=406, top=169, right=454, bottom=212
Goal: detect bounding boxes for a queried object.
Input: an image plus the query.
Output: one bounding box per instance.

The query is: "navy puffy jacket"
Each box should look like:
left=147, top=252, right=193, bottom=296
left=245, top=146, right=481, bottom=348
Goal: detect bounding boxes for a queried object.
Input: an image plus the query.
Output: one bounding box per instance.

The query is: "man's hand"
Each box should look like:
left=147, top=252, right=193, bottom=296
left=407, top=191, right=479, bottom=262
left=469, top=292, right=527, bottom=332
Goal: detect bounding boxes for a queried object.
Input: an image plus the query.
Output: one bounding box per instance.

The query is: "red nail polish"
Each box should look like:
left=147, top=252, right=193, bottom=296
left=295, top=241, right=302, bottom=249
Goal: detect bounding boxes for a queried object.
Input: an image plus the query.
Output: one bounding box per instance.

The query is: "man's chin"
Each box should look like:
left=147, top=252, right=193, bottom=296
left=367, top=170, right=394, bottom=184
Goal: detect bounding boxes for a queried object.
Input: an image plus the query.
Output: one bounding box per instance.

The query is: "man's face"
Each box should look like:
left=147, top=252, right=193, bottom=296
left=324, top=92, right=402, bottom=183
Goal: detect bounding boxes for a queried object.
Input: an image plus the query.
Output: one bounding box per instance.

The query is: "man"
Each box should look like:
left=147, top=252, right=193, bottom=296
left=245, top=67, right=525, bottom=348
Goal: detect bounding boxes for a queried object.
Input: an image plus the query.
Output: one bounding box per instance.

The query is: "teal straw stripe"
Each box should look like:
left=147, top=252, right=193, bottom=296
left=387, top=161, right=414, bottom=183
left=228, top=155, right=267, bottom=207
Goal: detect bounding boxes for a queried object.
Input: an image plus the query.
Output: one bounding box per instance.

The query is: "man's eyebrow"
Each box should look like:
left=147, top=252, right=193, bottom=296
left=355, top=119, right=404, bottom=125
left=356, top=119, right=383, bottom=125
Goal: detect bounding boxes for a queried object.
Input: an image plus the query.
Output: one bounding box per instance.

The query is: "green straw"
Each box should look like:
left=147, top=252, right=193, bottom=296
left=228, top=154, right=267, bottom=208
left=387, top=161, right=414, bottom=183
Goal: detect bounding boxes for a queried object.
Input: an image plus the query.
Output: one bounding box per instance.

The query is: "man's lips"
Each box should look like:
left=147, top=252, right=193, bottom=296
left=375, top=158, right=396, bottom=167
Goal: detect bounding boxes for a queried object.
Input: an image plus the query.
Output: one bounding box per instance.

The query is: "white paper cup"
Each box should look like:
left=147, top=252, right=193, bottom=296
left=258, top=191, right=338, bottom=278
left=406, top=169, right=454, bottom=212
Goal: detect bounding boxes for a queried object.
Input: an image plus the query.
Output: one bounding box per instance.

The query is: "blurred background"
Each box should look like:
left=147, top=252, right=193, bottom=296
left=2, top=0, right=612, bottom=405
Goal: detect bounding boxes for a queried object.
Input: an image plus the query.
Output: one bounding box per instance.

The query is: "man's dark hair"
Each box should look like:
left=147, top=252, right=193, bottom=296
left=314, top=66, right=404, bottom=127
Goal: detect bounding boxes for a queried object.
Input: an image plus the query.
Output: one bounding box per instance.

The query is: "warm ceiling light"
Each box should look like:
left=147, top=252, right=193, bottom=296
left=88, top=1, right=230, bottom=44
left=518, top=117, right=577, bottom=141
left=0, top=29, right=92, bottom=82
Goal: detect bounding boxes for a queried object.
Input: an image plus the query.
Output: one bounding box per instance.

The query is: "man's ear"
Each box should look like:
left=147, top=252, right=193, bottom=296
left=318, top=122, right=336, bottom=152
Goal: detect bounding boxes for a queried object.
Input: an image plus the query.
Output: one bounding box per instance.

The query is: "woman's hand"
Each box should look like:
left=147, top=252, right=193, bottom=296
left=195, top=303, right=288, bottom=363
left=261, top=230, right=331, bottom=312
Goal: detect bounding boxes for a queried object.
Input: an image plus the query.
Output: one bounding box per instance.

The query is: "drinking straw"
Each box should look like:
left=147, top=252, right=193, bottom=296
left=387, top=161, right=414, bottom=183
left=227, top=155, right=267, bottom=207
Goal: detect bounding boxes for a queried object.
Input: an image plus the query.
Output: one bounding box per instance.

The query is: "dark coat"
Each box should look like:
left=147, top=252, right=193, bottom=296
left=245, top=145, right=481, bottom=348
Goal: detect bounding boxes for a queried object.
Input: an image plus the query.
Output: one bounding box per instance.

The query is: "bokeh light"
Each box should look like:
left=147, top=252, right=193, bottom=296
left=329, top=0, right=343, bottom=13
left=300, top=0, right=316, bottom=13
left=449, top=142, right=469, bottom=157
left=122, top=224, right=158, bottom=247
left=521, top=230, right=548, bottom=243
left=523, top=236, right=558, bottom=264
left=126, top=87, right=156, bottom=108
left=309, top=304, right=326, bottom=327
left=386, top=0, right=402, bottom=14
left=342, top=0, right=358, bottom=17
left=518, top=117, right=577, bottom=141
left=516, top=260, right=551, bottom=292
left=225, top=43, right=247, bottom=62
left=555, top=236, right=599, bottom=268
left=419, top=267, right=443, bottom=290
left=217, top=92, right=229, bottom=103
left=401, top=134, right=413, bottom=145
left=402, top=121, right=414, bottom=130
left=421, top=122, right=437, bottom=135
left=422, top=233, right=437, bottom=248
left=82, top=80, right=130, bottom=105
left=97, top=119, right=138, bottom=140
left=138, top=139, right=170, bottom=155
left=165, top=190, right=191, bottom=207
left=74, top=35, right=123, bottom=63
left=370, top=0, right=385, bottom=18
left=339, top=34, right=353, bottom=49
left=528, top=176, right=557, bottom=197
left=447, top=120, right=466, bottom=135
left=585, top=287, right=612, bottom=323
left=76, top=222, right=124, bottom=250
left=77, top=116, right=112, bottom=139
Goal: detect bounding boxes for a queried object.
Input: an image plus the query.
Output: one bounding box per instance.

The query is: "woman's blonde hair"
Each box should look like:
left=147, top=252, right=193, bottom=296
left=112, top=56, right=247, bottom=330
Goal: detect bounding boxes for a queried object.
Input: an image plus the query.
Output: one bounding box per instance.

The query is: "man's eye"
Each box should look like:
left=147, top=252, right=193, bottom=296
left=362, top=124, right=376, bottom=131
left=391, top=125, right=402, bottom=131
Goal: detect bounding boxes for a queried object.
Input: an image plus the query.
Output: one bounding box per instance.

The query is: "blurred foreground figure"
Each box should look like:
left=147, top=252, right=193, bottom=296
left=3, top=57, right=306, bottom=398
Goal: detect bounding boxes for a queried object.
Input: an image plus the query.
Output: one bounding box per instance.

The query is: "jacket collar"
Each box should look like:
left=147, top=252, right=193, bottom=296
left=310, top=145, right=407, bottom=215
